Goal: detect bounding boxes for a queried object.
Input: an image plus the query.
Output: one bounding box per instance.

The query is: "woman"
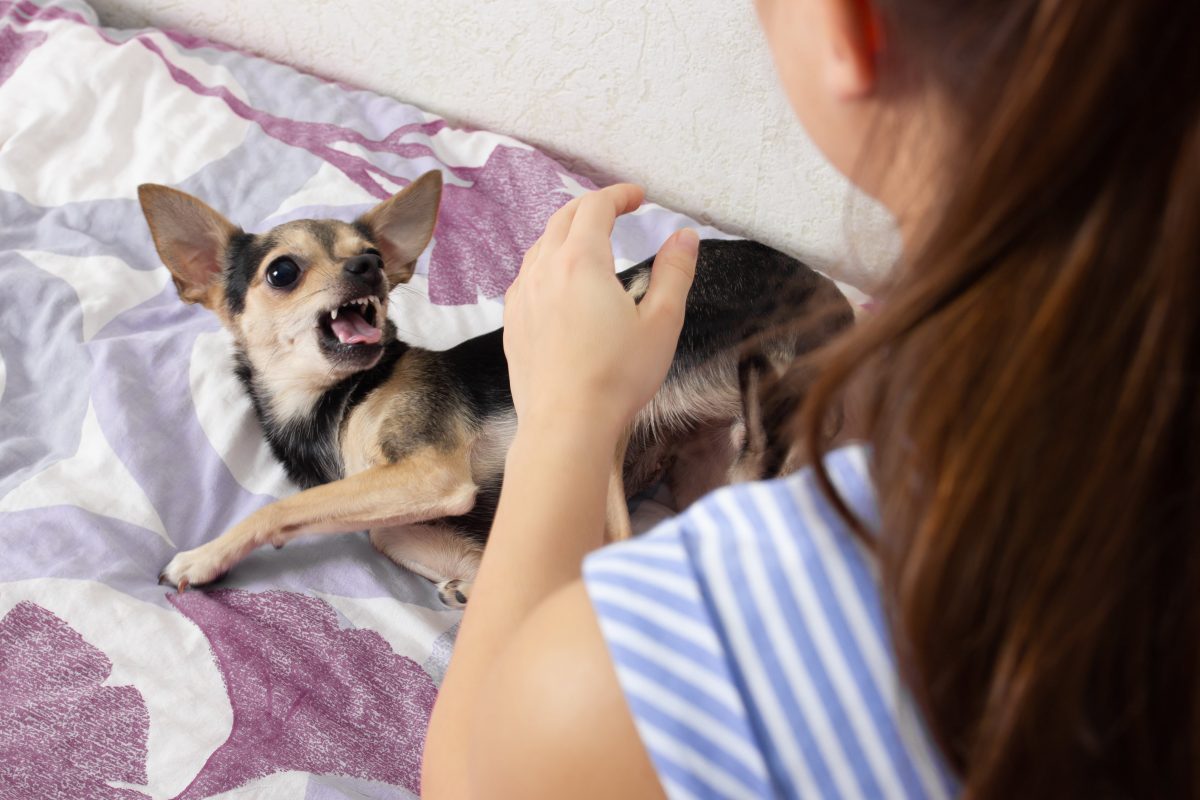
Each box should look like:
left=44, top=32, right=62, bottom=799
left=423, top=0, right=1199, bottom=796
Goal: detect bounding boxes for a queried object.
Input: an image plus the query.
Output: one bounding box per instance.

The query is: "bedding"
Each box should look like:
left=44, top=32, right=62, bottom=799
left=0, top=1, right=764, bottom=797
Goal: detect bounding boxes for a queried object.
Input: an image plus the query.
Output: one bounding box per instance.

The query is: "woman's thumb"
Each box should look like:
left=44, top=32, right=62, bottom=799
left=642, top=228, right=699, bottom=329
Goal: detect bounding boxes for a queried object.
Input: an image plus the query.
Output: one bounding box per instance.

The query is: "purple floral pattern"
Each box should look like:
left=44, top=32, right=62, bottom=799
left=0, top=602, right=150, bottom=800
left=168, top=590, right=436, bottom=799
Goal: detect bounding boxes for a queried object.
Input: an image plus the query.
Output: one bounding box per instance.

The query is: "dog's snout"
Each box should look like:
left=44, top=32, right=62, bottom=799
left=344, top=253, right=383, bottom=277
left=344, top=254, right=384, bottom=291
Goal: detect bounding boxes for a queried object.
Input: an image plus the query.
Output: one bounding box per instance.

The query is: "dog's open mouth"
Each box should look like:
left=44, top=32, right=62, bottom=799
left=317, top=295, right=384, bottom=351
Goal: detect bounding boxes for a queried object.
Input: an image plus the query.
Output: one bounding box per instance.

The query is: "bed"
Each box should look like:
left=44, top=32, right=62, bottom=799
left=0, top=1, right=852, bottom=797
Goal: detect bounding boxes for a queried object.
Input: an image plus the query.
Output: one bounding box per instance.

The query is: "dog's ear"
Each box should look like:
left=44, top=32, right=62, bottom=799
left=356, top=170, right=443, bottom=285
left=138, top=184, right=240, bottom=309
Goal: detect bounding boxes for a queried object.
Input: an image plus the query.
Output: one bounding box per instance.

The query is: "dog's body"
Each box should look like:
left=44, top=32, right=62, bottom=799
left=140, top=172, right=852, bottom=605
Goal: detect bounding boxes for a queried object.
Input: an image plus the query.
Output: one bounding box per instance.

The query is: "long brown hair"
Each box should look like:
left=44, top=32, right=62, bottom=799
left=799, top=1, right=1200, bottom=796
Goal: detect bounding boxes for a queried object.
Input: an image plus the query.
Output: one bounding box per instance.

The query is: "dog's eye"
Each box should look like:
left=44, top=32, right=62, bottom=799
left=265, top=257, right=301, bottom=289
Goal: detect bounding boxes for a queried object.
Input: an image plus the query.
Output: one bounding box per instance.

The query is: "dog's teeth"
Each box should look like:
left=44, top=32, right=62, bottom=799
left=331, top=308, right=338, bottom=320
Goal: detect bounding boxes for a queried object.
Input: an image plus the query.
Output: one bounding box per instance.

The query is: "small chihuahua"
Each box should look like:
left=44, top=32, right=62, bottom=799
left=140, top=171, right=852, bottom=606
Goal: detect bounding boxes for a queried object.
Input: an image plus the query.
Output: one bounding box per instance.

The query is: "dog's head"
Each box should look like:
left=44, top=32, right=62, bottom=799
left=138, top=171, right=442, bottom=393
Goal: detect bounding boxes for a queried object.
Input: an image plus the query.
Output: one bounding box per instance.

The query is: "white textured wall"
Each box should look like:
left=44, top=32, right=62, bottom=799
left=90, top=0, right=896, bottom=289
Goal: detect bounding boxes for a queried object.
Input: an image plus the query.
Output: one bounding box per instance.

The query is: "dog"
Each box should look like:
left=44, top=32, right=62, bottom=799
left=139, top=170, right=853, bottom=606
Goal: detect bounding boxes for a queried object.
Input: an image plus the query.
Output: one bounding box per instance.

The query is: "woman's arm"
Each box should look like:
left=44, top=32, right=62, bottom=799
left=420, top=184, right=698, bottom=799
left=469, top=579, right=666, bottom=799
left=421, top=420, right=613, bottom=799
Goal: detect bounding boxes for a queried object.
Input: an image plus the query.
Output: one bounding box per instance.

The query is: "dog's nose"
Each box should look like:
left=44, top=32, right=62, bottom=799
left=344, top=253, right=383, bottom=276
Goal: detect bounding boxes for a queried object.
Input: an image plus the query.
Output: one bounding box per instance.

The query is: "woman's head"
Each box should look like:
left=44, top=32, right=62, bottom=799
left=756, top=0, right=1199, bottom=239
left=763, top=1, right=1200, bottom=796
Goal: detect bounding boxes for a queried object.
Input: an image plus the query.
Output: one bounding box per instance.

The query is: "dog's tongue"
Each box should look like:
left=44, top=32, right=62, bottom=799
left=330, top=309, right=382, bottom=345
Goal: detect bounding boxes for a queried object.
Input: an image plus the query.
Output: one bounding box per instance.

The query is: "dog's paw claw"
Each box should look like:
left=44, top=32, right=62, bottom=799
left=437, top=579, right=472, bottom=609
left=160, top=546, right=228, bottom=590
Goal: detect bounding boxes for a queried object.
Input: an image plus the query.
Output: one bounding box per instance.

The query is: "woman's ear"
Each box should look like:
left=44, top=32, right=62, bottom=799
left=819, top=0, right=882, bottom=99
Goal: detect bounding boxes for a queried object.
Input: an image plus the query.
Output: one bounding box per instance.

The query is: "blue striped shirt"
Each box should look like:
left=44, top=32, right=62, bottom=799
left=583, top=446, right=958, bottom=799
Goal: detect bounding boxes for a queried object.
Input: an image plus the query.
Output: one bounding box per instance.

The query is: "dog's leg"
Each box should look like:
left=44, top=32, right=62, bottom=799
left=160, top=448, right=476, bottom=589
left=729, top=354, right=847, bottom=481
left=669, top=422, right=742, bottom=510
left=370, top=524, right=482, bottom=608
left=604, top=428, right=633, bottom=544
left=729, top=350, right=811, bottom=482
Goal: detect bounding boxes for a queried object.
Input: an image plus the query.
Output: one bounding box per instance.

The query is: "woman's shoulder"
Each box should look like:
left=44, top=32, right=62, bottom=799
left=691, top=442, right=877, bottom=547
left=583, top=445, right=957, bottom=799
left=587, top=443, right=878, bottom=588
left=584, top=445, right=884, bottom=681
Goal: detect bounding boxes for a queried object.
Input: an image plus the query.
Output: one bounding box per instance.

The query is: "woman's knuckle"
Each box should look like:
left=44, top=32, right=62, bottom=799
left=549, top=198, right=577, bottom=223
left=552, top=244, right=580, bottom=268
left=655, top=297, right=684, bottom=320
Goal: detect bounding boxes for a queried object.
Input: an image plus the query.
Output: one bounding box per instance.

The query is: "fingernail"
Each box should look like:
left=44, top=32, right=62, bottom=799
left=676, top=228, right=699, bottom=256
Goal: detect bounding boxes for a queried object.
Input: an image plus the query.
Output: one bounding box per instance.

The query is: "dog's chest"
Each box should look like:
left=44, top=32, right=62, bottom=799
left=340, top=401, right=390, bottom=475
left=265, top=416, right=344, bottom=489
left=240, top=366, right=347, bottom=489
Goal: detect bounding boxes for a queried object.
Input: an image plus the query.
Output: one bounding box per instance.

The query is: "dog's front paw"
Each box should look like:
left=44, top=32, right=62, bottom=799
left=159, top=544, right=230, bottom=591
left=437, top=579, right=472, bottom=609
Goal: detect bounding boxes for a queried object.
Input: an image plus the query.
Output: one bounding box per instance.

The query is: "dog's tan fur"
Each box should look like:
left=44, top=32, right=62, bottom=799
left=165, top=448, right=478, bottom=596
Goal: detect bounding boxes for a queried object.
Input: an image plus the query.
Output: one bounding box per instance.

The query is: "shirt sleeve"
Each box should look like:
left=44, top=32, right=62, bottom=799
left=583, top=446, right=957, bottom=800
left=584, top=515, right=777, bottom=800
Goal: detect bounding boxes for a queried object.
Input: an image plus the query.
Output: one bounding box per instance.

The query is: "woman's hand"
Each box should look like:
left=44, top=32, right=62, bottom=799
left=503, top=183, right=700, bottom=440
left=425, top=183, right=694, bottom=799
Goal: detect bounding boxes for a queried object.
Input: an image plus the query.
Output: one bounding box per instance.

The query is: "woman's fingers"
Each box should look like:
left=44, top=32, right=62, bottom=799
left=568, top=184, right=644, bottom=253
left=521, top=236, right=543, bottom=270
left=522, top=184, right=644, bottom=281
left=641, top=228, right=699, bottom=334
left=539, top=197, right=583, bottom=252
